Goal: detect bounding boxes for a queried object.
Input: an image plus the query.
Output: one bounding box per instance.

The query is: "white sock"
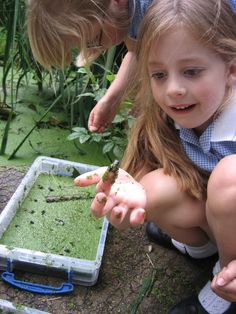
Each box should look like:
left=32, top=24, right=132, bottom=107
left=198, top=260, right=231, bottom=314
left=171, top=239, right=218, bottom=258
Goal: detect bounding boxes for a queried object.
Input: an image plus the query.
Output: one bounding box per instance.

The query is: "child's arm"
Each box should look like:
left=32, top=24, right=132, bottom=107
left=74, top=165, right=146, bottom=230
left=88, top=41, right=136, bottom=132
left=211, top=260, right=236, bottom=302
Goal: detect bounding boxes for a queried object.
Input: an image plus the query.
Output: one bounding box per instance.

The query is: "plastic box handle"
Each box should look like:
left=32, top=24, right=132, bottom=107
left=1, top=271, right=74, bottom=294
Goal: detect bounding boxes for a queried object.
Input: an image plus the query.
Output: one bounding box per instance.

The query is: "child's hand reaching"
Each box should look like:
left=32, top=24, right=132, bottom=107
left=74, top=165, right=147, bottom=229
left=88, top=96, right=119, bottom=133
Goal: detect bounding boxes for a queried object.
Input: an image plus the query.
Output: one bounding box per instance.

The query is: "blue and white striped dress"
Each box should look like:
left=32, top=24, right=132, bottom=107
left=229, top=0, right=236, bottom=13
left=178, top=90, right=236, bottom=173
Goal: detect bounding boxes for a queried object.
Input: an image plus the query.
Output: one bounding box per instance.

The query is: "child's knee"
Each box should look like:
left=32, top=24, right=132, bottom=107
left=207, top=155, right=236, bottom=216
left=141, top=169, right=182, bottom=207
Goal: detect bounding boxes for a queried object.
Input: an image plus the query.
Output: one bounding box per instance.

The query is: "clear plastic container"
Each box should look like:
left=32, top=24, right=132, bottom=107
left=0, top=157, right=108, bottom=292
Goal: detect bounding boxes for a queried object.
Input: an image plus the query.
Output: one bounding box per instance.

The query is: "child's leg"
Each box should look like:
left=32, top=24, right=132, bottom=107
left=168, top=155, right=236, bottom=313
left=140, top=168, right=211, bottom=246
left=196, top=156, right=236, bottom=313
left=206, top=155, right=236, bottom=267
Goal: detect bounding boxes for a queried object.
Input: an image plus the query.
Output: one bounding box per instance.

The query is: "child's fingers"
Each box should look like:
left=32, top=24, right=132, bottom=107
left=91, top=192, right=107, bottom=218
left=212, top=274, right=236, bottom=302
left=74, top=167, right=106, bottom=187
left=215, top=265, right=236, bottom=287
left=91, top=192, right=118, bottom=218
left=109, top=205, right=129, bottom=225
left=96, top=171, right=118, bottom=194
left=130, top=208, right=146, bottom=226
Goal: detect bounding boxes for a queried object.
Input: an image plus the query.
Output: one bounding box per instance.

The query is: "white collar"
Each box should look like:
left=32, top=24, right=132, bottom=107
left=211, top=88, right=236, bottom=142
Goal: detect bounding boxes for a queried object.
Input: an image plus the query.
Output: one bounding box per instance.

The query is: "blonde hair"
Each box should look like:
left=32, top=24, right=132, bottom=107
left=27, top=0, right=129, bottom=69
left=122, top=0, right=236, bottom=199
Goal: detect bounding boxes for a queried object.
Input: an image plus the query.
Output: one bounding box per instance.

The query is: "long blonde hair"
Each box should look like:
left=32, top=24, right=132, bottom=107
left=122, top=0, right=236, bottom=199
left=27, top=0, right=129, bottom=69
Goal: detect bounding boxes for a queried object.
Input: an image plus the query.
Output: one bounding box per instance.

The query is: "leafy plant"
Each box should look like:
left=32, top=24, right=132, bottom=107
left=0, top=0, right=45, bottom=155
left=68, top=106, right=135, bottom=162
left=0, top=0, right=129, bottom=160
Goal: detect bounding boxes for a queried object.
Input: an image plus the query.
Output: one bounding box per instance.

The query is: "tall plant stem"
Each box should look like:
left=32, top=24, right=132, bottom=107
left=8, top=94, right=62, bottom=160
left=102, top=46, right=116, bottom=89
left=0, top=0, right=20, bottom=155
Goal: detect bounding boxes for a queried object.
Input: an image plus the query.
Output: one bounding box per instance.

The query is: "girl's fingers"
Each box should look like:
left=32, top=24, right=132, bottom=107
left=74, top=167, right=106, bottom=187
left=96, top=171, right=117, bottom=194
left=130, top=208, right=146, bottom=226
left=91, top=192, right=107, bottom=218
left=91, top=192, right=118, bottom=218
left=212, top=269, right=236, bottom=302
left=109, top=205, right=129, bottom=225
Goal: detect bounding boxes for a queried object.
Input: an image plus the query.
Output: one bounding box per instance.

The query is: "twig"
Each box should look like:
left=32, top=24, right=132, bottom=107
left=46, top=194, right=93, bottom=203
left=146, top=253, right=155, bottom=268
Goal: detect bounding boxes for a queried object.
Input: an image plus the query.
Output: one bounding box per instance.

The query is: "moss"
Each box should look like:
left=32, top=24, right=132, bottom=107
left=0, top=173, right=103, bottom=260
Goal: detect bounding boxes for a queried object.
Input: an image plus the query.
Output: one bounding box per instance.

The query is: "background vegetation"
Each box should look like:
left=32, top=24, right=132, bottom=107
left=0, top=0, right=134, bottom=163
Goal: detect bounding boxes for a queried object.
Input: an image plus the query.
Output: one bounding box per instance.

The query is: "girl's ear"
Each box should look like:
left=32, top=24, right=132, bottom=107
left=226, top=58, right=236, bottom=86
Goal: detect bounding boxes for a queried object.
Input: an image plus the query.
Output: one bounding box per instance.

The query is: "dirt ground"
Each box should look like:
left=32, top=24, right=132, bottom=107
left=0, top=166, right=218, bottom=314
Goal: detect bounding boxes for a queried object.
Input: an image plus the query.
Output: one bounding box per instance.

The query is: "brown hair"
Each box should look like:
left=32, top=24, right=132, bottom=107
left=122, top=0, right=236, bottom=199
left=27, top=0, right=129, bottom=69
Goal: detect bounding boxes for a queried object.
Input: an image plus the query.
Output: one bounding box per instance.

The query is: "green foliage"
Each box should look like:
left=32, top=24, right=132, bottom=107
left=0, top=28, right=6, bottom=58
left=0, top=0, right=131, bottom=161
left=67, top=60, right=135, bottom=162
left=68, top=107, right=135, bottom=161
left=0, top=0, right=44, bottom=154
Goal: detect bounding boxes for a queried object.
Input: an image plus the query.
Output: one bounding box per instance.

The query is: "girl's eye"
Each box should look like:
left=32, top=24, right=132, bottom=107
left=151, top=72, right=167, bottom=80
left=184, top=68, right=203, bottom=77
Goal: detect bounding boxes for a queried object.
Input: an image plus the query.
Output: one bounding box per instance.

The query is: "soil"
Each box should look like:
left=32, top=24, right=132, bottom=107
left=0, top=166, right=218, bottom=314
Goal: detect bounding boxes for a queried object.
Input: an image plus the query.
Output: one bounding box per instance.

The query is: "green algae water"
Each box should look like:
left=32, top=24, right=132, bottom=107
left=0, top=174, right=103, bottom=260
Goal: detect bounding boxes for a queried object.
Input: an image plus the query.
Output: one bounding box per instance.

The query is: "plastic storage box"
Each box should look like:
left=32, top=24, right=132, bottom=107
left=0, top=157, right=109, bottom=294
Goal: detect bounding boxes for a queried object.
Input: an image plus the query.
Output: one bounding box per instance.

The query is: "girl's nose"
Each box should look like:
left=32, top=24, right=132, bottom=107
left=166, top=77, right=186, bottom=97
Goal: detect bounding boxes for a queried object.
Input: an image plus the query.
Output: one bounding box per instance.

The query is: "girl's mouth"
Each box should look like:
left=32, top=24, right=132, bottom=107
left=171, top=104, right=196, bottom=113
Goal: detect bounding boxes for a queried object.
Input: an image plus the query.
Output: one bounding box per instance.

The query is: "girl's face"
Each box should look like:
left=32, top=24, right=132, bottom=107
left=148, top=28, right=235, bottom=134
left=87, top=20, right=128, bottom=49
left=86, top=0, right=129, bottom=49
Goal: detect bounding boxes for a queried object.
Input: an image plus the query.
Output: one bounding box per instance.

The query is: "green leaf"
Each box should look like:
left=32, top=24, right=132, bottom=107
left=113, top=114, right=125, bottom=123
left=91, top=133, right=103, bottom=143
left=106, top=74, right=115, bottom=82
left=113, top=145, right=123, bottom=159
left=67, top=132, right=80, bottom=141
left=94, top=88, right=107, bottom=101
left=71, top=127, right=88, bottom=135
left=112, top=136, right=127, bottom=146
left=79, top=134, right=91, bottom=144
left=77, top=92, right=95, bottom=98
left=77, top=67, right=87, bottom=74
left=103, top=142, right=114, bottom=154
left=101, top=131, right=112, bottom=137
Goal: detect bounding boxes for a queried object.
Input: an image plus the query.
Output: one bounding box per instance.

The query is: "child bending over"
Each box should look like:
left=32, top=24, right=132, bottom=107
left=75, top=0, right=236, bottom=312
left=27, top=0, right=153, bottom=132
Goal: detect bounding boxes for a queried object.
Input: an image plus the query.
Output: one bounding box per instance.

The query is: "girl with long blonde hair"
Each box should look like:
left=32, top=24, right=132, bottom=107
left=75, top=0, right=236, bottom=312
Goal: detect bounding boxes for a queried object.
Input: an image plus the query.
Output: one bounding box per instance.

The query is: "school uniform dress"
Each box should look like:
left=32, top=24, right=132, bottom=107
left=229, top=0, right=236, bottom=13
left=178, top=89, right=236, bottom=173
left=128, top=0, right=153, bottom=39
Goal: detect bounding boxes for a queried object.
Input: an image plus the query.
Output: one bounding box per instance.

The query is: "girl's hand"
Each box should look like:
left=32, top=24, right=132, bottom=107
left=74, top=167, right=147, bottom=229
left=88, top=96, right=118, bottom=133
left=211, top=260, right=236, bottom=302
